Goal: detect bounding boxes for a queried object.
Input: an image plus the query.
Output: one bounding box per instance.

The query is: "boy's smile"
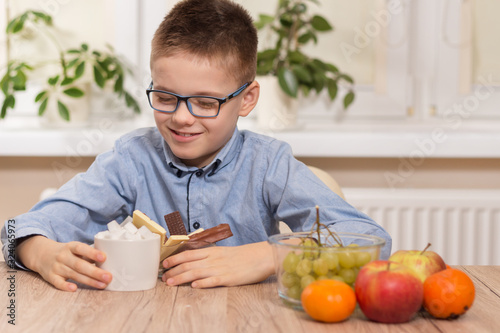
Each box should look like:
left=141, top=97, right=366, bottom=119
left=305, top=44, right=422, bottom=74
left=150, top=53, right=258, bottom=168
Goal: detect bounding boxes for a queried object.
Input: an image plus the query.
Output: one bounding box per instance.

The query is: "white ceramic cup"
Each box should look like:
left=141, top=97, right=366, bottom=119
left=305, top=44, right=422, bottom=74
left=94, top=234, right=160, bottom=291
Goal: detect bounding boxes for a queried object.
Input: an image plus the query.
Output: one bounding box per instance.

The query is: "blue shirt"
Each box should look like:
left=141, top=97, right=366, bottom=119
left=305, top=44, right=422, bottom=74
left=2, top=127, right=392, bottom=265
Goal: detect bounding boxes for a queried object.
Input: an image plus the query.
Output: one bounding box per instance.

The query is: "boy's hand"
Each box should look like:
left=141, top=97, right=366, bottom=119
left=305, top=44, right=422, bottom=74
left=161, top=241, right=275, bottom=288
left=16, top=235, right=112, bottom=292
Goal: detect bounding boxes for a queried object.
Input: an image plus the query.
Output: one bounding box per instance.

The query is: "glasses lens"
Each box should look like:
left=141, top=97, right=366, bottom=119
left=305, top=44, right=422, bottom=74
left=189, top=97, right=220, bottom=117
left=149, top=91, right=178, bottom=112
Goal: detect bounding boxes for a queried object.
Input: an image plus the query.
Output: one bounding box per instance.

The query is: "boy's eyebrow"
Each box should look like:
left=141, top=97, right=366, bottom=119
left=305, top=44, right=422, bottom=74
left=152, top=83, right=227, bottom=97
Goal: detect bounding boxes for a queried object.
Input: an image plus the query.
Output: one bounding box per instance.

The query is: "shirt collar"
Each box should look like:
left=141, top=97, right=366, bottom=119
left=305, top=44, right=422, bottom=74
left=162, top=127, right=242, bottom=177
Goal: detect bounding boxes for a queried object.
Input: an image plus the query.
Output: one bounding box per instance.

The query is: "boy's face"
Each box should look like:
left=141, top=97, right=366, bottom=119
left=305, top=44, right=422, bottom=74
left=151, top=54, right=258, bottom=168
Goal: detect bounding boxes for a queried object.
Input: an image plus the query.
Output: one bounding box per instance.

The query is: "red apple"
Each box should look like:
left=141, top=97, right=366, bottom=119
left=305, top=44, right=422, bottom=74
left=389, top=243, right=446, bottom=283
left=355, top=260, right=424, bottom=323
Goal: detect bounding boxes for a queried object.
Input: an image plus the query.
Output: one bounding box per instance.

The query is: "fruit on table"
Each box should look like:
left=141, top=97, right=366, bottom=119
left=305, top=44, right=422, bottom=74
left=281, top=243, right=375, bottom=300
left=423, top=268, right=475, bottom=319
left=389, top=243, right=446, bottom=283
left=301, top=279, right=356, bottom=323
left=355, top=260, right=424, bottom=323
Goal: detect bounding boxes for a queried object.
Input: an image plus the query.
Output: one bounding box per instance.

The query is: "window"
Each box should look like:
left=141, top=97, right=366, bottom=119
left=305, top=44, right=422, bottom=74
left=2, top=0, right=499, bottom=124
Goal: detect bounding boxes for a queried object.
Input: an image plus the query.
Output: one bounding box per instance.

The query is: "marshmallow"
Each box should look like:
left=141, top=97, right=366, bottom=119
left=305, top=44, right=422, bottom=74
left=98, top=218, right=155, bottom=241
left=137, top=225, right=154, bottom=239
left=107, top=220, right=121, bottom=233
left=123, top=222, right=138, bottom=235
left=120, top=216, right=133, bottom=227
left=95, top=231, right=109, bottom=239
left=109, top=229, right=126, bottom=240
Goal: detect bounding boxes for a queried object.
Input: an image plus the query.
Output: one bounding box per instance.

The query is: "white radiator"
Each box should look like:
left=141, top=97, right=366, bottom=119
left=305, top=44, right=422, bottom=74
left=343, top=188, right=500, bottom=265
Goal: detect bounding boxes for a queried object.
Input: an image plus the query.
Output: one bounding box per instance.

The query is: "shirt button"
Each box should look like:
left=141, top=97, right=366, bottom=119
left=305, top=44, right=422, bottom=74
left=193, top=222, right=201, bottom=229
left=196, top=170, right=203, bottom=177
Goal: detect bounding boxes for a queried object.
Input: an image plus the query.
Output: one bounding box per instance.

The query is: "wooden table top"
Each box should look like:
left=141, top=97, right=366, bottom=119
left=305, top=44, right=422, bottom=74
left=1, top=264, right=499, bottom=332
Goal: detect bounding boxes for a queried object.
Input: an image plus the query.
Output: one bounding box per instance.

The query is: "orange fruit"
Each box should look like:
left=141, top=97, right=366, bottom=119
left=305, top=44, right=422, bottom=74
left=423, top=268, right=475, bottom=319
left=301, top=279, right=356, bottom=323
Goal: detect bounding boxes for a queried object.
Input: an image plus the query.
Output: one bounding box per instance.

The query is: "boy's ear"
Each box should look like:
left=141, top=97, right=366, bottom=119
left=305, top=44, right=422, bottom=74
left=238, top=81, right=260, bottom=117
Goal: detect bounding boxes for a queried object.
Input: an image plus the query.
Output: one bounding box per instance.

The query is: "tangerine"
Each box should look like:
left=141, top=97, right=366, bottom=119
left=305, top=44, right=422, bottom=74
left=301, top=279, right=356, bottom=323
left=423, top=268, right=475, bottom=319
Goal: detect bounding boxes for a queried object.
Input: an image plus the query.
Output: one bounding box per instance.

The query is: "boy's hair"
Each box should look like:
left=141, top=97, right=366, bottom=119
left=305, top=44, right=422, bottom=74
left=151, top=0, right=258, bottom=85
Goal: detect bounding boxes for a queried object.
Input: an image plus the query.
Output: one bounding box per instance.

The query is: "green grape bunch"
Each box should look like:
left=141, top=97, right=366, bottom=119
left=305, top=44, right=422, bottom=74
left=279, top=206, right=376, bottom=300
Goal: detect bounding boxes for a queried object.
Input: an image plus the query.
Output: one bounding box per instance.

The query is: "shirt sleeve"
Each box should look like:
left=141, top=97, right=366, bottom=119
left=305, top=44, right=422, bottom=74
left=1, top=138, right=138, bottom=266
left=262, top=142, right=392, bottom=259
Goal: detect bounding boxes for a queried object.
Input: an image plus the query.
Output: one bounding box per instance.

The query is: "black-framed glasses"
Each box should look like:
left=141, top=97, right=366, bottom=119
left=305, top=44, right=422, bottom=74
left=146, top=81, right=251, bottom=118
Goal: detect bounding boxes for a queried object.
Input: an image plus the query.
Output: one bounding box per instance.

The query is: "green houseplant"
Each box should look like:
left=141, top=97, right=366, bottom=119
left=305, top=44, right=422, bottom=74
left=0, top=10, right=140, bottom=121
left=254, top=0, right=355, bottom=109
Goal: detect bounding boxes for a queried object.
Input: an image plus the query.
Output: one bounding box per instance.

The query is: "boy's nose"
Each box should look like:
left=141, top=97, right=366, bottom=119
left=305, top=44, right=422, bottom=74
left=172, top=100, right=196, bottom=124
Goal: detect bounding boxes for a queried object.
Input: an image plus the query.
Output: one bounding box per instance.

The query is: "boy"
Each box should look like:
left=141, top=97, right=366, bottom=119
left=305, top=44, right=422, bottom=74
left=1, top=0, right=391, bottom=291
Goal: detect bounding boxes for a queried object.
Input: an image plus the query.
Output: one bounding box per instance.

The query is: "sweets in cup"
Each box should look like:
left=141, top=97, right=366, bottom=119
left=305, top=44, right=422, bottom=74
left=94, top=219, right=160, bottom=291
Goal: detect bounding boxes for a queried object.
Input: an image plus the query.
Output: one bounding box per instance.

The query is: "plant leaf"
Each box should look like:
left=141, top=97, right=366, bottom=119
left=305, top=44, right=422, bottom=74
left=343, top=91, right=355, bottom=109
left=125, top=92, right=141, bottom=114
left=2, top=94, right=16, bottom=118
left=291, top=64, right=312, bottom=83
left=38, top=98, right=48, bottom=116
left=258, top=49, right=278, bottom=61
left=326, top=63, right=339, bottom=73
left=0, top=75, right=9, bottom=94
left=48, top=75, right=59, bottom=86
left=300, top=84, right=311, bottom=97
left=256, top=60, right=274, bottom=75
left=93, top=65, right=105, bottom=88
left=63, top=87, right=84, bottom=97
left=288, top=50, right=307, bottom=64
left=66, top=58, right=79, bottom=68
left=57, top=100, right=70, bottom=121
left=114, top=75, right=124, bottom=94
left=35, top=91, right=47, bottom=102
left=339, top=74, right=354, bottom=84
left=32, top=11, right=52, bottom=25
left=297, top=32, right=313, bottom=45
left=311, top=15, right=333, bottom=32
left=327, top=79, right=338, bottom=100
left=61, top=77, right=74, bottom=86
left=277, top=67, right=298, bottom=98
left=312, top=72, right=325, bottom=92
left=254, top=14, right=274, bottom=29
left=74, top=61, right=85, bottom=79
left=279, top=13, right=293, bottom=27
left=11, top=15, right=27, bottom=34
left=12, top=71, right=27, bottom=90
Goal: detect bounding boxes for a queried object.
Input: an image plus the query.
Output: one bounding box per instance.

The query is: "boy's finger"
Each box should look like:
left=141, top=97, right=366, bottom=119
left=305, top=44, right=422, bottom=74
left=65, top=268, right=109, bottom=290
left=48, top=274, right=78, bottom=292
left=163, top=248, right=209, bottom=268
left=65, top=253, right=112, bottom=285
left=68, top=241, right=106, bottom=263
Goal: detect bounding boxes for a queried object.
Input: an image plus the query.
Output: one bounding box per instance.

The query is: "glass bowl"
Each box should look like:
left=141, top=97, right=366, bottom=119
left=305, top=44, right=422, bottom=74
left=268, top=231, right=386, bottom=309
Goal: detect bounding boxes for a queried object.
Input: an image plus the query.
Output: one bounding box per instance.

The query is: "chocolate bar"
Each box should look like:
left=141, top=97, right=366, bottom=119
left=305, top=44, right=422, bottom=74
left=187, top=223, right=233, bottom=245
left=164, top=211, right=187, bottom=236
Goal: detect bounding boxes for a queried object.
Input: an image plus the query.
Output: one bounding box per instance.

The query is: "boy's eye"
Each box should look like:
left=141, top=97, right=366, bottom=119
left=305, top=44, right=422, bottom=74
left=191, top=98, right=218, bottom=110
left=156, top=94, right=177, bottom=105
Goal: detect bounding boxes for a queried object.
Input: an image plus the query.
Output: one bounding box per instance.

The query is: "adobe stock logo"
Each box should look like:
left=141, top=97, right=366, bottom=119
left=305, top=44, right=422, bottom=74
left=339, top=0, right=404, bottom=63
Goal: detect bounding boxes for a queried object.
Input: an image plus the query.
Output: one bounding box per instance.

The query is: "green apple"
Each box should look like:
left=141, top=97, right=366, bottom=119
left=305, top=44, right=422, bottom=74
left=389, top=243, right=446, bottom=283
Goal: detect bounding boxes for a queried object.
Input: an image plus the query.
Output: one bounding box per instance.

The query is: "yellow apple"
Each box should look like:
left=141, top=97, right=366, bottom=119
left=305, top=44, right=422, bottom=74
left=389, top=243, right=446, bottom=283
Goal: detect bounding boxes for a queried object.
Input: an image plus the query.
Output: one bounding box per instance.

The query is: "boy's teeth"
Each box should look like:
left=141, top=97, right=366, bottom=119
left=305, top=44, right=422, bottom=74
left=174, top=130, right=194, bottom=137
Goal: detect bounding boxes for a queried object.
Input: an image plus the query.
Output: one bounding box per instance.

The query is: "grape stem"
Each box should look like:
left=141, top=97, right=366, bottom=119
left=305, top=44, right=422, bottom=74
left=307, top=205, right=343, bottom=247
